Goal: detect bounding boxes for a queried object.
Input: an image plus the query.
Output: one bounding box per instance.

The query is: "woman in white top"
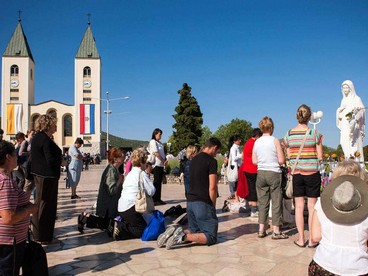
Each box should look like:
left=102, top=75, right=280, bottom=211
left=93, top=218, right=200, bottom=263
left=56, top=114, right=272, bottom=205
left=252, top=116, right=288, bottom=239
left=149, top=128, right=168, bottom=205
left=309, top=161, right=368, bottom=276
left=227, top=135, right=242, bottom=199
left=115, top=149, right=156, bottom=240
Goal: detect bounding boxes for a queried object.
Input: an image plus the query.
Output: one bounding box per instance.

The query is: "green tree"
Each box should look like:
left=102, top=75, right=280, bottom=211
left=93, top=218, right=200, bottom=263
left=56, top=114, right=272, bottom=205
left=214, top=118, right=253, bottom=154
left=171, top=83, right=203, bottom=154
left=199, top=125, right=212, bottom=147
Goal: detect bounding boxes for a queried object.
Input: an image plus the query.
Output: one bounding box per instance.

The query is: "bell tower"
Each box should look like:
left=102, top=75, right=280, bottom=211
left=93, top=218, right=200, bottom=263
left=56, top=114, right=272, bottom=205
left=74, top=20, right=102, bottom=154
left=1, top=19, right=34, bottom=139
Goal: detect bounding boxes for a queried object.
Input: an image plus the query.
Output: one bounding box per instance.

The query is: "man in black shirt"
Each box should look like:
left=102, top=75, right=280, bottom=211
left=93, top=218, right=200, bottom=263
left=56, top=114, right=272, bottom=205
left=162, top=137, right=222, bottom=249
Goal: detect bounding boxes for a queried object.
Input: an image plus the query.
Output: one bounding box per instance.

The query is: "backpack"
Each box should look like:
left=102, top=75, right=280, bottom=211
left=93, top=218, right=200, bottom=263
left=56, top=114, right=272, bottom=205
left=16, top=140, right=28, bottom=165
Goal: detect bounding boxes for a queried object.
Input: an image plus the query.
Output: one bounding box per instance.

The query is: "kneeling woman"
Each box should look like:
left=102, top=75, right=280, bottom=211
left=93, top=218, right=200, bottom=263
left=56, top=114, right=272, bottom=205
left=114, top=149, right=155, bottom=240
left=78, top=147, right=125, bottom=234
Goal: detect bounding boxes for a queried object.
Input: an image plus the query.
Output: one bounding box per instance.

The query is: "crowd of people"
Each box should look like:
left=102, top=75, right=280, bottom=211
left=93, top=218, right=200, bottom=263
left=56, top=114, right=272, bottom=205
left=1, top=97, right=368, bottom=275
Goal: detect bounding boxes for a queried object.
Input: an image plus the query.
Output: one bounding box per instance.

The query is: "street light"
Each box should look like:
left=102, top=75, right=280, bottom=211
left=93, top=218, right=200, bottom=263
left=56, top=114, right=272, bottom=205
left=100, top=91, right=129, bottom=151
left=310, top=111, right=323, bottom=129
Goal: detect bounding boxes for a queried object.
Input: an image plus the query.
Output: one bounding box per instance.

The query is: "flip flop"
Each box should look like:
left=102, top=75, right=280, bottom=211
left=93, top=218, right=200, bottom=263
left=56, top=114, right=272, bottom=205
left=293, top=240, right=306, bottom=248
left=307, top=243, right=319, bottom=248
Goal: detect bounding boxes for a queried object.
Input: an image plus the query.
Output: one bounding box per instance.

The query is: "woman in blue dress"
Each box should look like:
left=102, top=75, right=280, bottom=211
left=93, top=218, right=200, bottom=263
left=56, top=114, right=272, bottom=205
left=68, top=138, right=85, bottom=199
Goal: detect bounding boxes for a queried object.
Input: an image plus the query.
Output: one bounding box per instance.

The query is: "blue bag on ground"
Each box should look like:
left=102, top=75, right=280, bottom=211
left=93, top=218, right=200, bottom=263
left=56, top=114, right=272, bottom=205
left=141, top=210, right=165, bottom=241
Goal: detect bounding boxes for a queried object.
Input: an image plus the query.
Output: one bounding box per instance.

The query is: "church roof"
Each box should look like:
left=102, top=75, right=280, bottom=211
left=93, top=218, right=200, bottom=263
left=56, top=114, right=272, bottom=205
left=76, top=23, right=100, bottom=59
left=3, top=20, right=34, bottom=61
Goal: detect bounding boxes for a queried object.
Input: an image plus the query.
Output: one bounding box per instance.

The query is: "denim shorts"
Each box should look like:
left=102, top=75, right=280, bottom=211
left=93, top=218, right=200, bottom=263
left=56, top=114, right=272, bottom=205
left=187, top=201, right=218, bottom=245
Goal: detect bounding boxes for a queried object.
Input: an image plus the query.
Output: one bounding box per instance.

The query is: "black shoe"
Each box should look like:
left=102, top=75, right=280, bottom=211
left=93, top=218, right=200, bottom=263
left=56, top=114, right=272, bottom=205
left=154, top=200, right=167, bottom=206
left=164, top=206, right=176, bottom=217
left=78, top=213, right=87, bottom=233
left=71, top=195, right=81, bottom=199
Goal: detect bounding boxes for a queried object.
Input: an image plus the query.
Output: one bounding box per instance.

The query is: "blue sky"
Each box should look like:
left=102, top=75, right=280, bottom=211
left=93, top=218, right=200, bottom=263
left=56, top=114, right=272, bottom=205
left=1, top=0, right=368, bottom=148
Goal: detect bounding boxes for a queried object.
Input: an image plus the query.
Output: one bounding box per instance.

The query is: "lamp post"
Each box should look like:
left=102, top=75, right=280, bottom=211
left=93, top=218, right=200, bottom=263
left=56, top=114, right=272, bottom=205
left=310, top=111, right=323, bottom=130
left=101, top=91, right=129, bottom=151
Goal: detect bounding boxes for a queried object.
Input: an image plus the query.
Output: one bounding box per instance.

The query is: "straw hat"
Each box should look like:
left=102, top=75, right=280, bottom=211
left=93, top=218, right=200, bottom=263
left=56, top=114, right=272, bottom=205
left=321, top=175, right=368, bottom=225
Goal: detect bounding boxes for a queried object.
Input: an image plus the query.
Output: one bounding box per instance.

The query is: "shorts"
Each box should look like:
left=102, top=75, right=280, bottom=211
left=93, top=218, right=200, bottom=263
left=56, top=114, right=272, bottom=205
left=187, top=201, right=218, bottom=245
left=293, top=172, right=321, bottom=198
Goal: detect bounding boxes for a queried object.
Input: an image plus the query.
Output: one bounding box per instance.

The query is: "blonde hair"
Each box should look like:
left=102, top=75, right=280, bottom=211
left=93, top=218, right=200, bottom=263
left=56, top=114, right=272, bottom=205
left=131, top=148, right=148, bottom=167
left=332, top=160, right=367, bottom=181
left=35, top=114, right=57, bottom=132
left=296, top=104, right=311, bottom=124
left=258, top=116, right=274, bottom=133
left=186, top=145, right=198, bottom=160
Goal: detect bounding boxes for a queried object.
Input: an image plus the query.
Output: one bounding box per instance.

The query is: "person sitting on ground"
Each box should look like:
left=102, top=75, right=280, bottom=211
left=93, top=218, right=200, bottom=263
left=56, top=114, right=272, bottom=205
left=157, top=137, right=222, bottom=249
left=114, top=149, right=156, bottom=240
left=308, top=160, right=368, bottom=275
left=77, top=147, right=125, bottom=234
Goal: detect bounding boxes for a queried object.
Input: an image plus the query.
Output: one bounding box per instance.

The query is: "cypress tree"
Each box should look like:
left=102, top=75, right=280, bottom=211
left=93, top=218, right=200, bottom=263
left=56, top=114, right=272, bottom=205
left=171, top=83, right=203, bottom=154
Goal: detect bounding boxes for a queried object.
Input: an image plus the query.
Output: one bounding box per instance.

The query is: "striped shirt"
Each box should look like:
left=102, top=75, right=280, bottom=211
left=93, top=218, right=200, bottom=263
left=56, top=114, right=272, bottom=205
left=0, top=173, right=30, bottom=245
left=283, top=128, right=323, bottom=173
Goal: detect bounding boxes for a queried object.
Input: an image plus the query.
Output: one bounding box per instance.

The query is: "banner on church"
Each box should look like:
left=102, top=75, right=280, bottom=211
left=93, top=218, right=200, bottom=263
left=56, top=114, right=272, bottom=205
left=80, top=104, right=95, bottom=134
left=6, top=104, right=22, bottom=134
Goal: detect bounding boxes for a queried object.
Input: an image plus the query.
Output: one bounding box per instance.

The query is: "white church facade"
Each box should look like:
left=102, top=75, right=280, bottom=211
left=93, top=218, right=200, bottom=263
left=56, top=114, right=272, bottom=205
left=1, top=19, right=104, bottom=155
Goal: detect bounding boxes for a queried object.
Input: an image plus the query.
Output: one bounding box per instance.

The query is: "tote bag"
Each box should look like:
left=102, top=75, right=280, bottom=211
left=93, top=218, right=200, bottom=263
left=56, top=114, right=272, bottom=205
left=22, top=231, right=49, bottom=276
left=135, top=172, right=155, bottom=214
left=141, top=210, right=165, bottom=241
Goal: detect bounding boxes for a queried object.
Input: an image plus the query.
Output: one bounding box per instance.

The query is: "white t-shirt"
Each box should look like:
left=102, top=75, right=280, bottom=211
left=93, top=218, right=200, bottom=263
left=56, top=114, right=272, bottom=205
left=313, top=198, right=368, bottom=275
left=149, top=139, right=165, bottom=167
left=253, top=135, right=281, bottom=173
left=229, top=144, right=242, bottom=167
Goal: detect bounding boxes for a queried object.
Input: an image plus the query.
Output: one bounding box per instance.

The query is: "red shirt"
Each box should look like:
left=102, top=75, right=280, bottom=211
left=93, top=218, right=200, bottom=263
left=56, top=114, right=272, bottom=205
left=242, top=138, right=257, bottom=174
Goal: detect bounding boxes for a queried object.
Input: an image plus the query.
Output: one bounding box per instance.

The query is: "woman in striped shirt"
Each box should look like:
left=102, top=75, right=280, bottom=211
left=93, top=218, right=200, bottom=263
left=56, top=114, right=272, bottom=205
left=284, top=104, right=323, bottom=248
left=0, top=141, right=37, bottom=275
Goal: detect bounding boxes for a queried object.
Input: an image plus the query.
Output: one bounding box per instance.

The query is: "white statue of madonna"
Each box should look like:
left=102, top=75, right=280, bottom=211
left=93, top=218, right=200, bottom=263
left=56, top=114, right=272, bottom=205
left=336, top=80, right=365, bottom=162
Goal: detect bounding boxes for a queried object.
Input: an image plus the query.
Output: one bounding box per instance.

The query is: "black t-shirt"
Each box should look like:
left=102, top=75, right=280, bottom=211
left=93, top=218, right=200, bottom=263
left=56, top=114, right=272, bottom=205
left=187, top=152, right=218, bottom=205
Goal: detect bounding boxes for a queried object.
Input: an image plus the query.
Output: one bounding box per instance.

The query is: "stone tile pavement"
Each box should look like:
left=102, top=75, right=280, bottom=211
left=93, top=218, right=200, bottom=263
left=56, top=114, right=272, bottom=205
left=43, top=166, right=315, bottom=275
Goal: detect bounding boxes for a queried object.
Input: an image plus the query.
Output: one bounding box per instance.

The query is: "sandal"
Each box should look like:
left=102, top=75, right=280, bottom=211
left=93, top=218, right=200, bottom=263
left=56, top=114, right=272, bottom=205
left=258, top=231, right=267, bottom=238
left=271, top=232, right=289, bottom=240
left=227, top=195, right=235, bottom=200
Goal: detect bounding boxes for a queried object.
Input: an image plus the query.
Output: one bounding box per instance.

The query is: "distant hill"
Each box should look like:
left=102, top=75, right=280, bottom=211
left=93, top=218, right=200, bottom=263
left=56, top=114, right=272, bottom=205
left=101, top=131, right=148, bottom=150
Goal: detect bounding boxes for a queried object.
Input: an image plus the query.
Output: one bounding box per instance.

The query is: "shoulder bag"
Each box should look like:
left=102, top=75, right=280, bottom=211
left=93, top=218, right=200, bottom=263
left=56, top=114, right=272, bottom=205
left=227, top=155, right=238, bottom=182
left=135, top=171, right=155, bottom=214
left=285, top=128, right=310, bottom=199
left=22, top=229, right=49, bottom=276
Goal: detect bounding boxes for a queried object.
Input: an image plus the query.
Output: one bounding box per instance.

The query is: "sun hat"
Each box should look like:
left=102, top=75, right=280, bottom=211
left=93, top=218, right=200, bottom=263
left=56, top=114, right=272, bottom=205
left=321, top=175, right=368, bottom=225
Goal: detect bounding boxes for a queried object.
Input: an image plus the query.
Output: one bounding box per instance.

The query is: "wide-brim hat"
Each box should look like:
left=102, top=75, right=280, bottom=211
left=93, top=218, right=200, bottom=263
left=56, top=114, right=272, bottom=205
left=321, top=175, right=368, bottom=225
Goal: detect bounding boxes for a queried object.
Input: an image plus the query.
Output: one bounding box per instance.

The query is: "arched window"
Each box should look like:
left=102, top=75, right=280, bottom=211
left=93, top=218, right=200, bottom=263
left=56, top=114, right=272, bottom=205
left=31, top=114, right=40, bottom=129
left=63, top=115, right=72, bottom=137
left=83, top=66, right=91, bottom=77
left=47, top=109, right=57, bottom=119
left=10, top=65, right=19, bottom=76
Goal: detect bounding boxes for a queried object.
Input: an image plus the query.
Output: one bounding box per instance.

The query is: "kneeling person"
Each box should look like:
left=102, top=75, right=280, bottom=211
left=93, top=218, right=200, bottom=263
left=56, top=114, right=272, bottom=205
left=158, top=137, right=221, bottom=249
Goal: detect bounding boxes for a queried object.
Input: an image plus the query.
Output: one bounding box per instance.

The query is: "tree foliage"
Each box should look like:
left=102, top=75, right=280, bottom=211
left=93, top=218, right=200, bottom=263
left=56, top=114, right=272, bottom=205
left=170, top=83, right=203, bottom=154
left=199, top=125, right=213, bottom=147
left=214, top=118, right=253, bottom=154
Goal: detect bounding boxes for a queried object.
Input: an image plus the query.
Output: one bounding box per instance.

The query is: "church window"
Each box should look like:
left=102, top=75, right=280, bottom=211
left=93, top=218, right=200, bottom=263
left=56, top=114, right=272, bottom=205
left=83, top=67, right=91, bottom=77
left=31, top=114, right=40, bottom=129
left=10, top=65, right=19, bottom=76
left=64, top=115, right=72, bottom=137
left=47, top=109, right=57, bottom=119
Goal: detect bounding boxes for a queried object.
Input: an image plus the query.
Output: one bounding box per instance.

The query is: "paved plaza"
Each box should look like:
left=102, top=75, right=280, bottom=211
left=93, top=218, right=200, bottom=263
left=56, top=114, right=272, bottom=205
left=44, top=165, right=315, bottom=275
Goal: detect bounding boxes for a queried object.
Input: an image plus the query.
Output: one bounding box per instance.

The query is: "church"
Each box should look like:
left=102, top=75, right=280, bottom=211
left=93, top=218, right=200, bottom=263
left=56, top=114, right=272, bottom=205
left=1, top=19, right=103, bottom=155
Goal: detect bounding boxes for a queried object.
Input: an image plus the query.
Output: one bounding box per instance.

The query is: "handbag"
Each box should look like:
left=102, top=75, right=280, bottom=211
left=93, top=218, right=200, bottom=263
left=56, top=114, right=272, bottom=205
left=226, top=153, right=238, bottom=182
left=135, top=172, right=155, bottom=214
left=285, top=128, right=310, bottom=199
left=147, top=140, right=156, bottom=164
left=141, top=210, right=165, bottom=241
left=22, top=230, right=49, bottom=276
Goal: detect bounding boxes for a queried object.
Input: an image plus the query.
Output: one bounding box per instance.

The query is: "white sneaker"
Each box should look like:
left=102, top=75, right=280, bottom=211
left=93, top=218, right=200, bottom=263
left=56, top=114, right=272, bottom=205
left=251, top=211, right=259, bottom=217
left=166, top=227, right=185, bottom=249
left=157, top=226, right=176, bottom=248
